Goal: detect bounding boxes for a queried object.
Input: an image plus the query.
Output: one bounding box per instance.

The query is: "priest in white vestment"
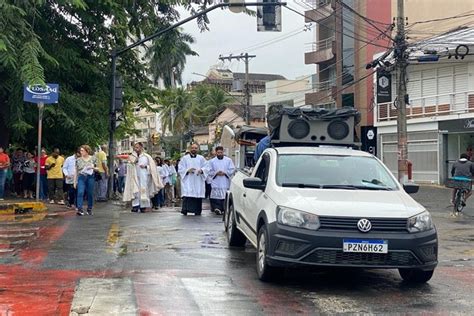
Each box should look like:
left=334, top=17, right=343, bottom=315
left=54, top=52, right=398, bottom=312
left=178, top=143, right=209, bottom=215
left=123, top=142, right=163, bottom=213
left=208, top=146, right=235, bottom=215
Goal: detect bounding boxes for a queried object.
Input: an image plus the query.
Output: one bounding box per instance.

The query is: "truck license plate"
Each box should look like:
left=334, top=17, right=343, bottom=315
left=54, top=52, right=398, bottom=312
left=343, top=239, right=388, bottom=254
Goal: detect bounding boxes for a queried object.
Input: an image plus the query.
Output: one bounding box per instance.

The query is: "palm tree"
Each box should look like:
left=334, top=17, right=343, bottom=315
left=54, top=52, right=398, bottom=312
left=204, top=85, right=232, bottom=121
left=158, top=88, right=192, bottom=134
left=146, top=27, right=198, bottom=88
left=188, top=84, right=232, bottom=126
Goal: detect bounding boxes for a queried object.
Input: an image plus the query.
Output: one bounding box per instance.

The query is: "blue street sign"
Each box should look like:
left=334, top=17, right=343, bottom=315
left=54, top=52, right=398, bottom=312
left=23, top=83, right=59, bottom=104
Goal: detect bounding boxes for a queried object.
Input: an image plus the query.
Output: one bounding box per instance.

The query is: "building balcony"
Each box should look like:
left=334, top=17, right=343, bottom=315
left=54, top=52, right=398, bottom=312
left=304, top=0, right=333, bottom=23
left=304, top=36, right=335, bottom=64
left=305, top=80, right=336, bottom=106
left=376, top=91, right=474, bottom=124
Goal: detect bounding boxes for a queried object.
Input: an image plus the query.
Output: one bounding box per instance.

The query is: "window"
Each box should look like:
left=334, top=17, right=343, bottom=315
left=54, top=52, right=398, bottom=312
left=341, top=0, right=355, bottom=84
left=254, top=153, right=270, bottom=183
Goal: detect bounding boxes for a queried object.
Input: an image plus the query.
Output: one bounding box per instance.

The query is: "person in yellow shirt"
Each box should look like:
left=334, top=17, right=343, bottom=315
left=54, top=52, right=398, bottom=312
left=45, top=148, right=65, bottom=204
left=95, top=145, right=109, bottom=201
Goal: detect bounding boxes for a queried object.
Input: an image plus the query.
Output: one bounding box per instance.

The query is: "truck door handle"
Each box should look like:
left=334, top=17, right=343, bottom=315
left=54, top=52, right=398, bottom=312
left=243, top=193, right=246, bottom=198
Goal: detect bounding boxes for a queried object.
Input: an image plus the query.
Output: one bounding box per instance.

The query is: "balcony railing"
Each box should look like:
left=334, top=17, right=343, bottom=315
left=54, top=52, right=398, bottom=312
left=305, top=36, right=335, bottom=53
left=376, top=91, right=474, bottom=122
left=299, top=0, right=331, bottom=8
left=307, top=79, right=336, bottom=93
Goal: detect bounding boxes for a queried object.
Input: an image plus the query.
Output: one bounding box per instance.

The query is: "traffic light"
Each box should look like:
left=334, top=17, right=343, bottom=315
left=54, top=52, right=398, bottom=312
left=114, top=74, right=123, bottom=112
left=257, top=0, right=281, bottom=32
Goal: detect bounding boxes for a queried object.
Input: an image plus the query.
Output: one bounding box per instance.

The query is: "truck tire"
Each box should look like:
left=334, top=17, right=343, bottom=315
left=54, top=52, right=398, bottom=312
left=399, top=268, right=434, bottom=283
left=226, top=203, right=247, bottom=247
left=256, top=224, right=281, bottom=282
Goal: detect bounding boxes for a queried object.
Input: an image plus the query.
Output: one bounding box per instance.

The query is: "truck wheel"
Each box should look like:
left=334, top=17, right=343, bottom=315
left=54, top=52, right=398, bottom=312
left=224, top=200, right=230, bottom=231
left=256, top=224, right=280, bottom=282
left=226, top=203, right=246, bottom=247
left=399, top=268, right=434, bottom=283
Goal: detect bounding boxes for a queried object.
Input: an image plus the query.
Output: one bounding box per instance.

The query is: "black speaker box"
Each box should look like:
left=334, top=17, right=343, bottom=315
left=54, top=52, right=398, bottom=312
left=274, top=114, right=356, bottom=146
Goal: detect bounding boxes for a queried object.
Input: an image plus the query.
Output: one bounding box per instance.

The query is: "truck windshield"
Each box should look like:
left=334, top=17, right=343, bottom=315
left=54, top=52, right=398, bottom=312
left=276, top=154, right=399, bottom=190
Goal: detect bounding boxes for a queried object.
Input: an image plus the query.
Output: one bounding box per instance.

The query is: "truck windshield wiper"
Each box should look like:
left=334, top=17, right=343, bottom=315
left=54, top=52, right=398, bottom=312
left=321, top=184, right=392, bottom=191
left=321, top=184, right=358, bottom=190
left=281, top=183, right=322, bottom=188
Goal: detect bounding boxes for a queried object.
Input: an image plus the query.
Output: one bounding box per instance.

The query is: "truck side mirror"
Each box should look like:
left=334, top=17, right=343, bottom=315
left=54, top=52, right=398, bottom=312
left=403, top=184, right=419, bottom=194
left=243, top=177, right=266, bottom=190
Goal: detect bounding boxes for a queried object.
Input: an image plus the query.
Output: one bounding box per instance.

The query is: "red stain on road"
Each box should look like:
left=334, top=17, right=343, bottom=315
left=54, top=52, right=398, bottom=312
left=0, top=221, right=80, bottom=314
left=19, top=223, right=70, bottom=266
left=0, top=265, right=83, bottom=315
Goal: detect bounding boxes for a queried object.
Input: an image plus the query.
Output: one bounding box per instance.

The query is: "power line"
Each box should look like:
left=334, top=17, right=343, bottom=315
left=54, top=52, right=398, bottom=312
left=318, top=3, right=394, bottom=41
left=336, top=0, right=394, bottom=41
left=296, top=69, right=378, bottom=108
left=216, top=20, right=392, bottom=95
left=227, top=25, right=311, bottom=54
left=294, top=0, right=391, bottom=29
left=406, top=11, right=474, bottom=27
left=285, top=5, right=392, bottom=49
left=408, top=26, right=474, bottom=48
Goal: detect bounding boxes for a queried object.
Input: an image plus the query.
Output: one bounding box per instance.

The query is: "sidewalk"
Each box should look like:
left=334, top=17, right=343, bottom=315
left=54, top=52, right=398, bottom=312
left=0, top=198, right=48, bottom=216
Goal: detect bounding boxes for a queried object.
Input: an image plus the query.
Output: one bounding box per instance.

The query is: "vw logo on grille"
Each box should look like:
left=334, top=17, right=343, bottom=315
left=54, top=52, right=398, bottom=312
left=357, top=219, right=372, bottom=233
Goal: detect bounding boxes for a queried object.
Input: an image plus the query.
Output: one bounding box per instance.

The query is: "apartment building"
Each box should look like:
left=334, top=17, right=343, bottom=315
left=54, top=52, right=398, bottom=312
left=189, top=67, right=286, bottom=95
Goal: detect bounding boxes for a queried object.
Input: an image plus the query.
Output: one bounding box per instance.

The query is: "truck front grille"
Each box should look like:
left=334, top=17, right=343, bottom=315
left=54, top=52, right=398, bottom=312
left=302, top=249, right=421, bottom=267
left=319, top=217, right=408, bottom=232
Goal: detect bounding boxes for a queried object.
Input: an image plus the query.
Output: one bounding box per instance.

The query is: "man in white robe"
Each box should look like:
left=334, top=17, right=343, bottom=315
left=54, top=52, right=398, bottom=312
left=123, top=143, right=163, bottom=213
left=208, top=146, right=235, bottom=215
left=178, top=144, right=209, bottom=216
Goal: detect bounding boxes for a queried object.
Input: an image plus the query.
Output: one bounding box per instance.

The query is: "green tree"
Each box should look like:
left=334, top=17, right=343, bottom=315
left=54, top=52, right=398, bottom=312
left=0, top=0, right=212, bottom=151
left=146, top=28, right=198, bottom=88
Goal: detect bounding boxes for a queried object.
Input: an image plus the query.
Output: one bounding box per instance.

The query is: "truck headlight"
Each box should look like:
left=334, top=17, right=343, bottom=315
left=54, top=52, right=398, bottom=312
left=277, top=206, right=320, bottom=230
left=407, top=211, right=434, bottom=233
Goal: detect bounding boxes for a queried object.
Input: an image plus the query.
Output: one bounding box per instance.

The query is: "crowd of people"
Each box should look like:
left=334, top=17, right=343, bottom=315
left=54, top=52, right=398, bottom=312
left=121, top=142, right=235, bottom=216
left=114, top=142, right=237, bottom=216
left=0, top=145, right=110, bottom=212
left=0, top=142, right=236, bottom=218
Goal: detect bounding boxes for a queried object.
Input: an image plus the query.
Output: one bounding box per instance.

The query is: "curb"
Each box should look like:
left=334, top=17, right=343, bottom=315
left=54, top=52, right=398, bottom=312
left=0, top=201, right=48, bottom=215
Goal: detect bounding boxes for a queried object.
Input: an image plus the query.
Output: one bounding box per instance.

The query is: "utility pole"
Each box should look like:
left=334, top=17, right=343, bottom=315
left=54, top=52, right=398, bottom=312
left=219, top=53, right=256, bottom=125
left=395, top=0, right=408, bottom=183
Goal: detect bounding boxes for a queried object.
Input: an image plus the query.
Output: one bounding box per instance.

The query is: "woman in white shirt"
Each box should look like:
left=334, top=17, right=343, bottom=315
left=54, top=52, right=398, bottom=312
left=74, top=145, right=98, bottom=216
left=22, top=152, right=36, bottom=199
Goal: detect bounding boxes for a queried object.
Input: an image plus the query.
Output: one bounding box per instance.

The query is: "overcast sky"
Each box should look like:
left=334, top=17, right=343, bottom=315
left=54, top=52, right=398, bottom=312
left=179, top=1, right=315, bottom=84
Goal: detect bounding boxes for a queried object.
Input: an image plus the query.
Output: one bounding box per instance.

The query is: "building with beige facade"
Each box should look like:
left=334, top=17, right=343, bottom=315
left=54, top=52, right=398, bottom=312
left=116, top=105, right=162, bottom=155
left=374, top=27, right=474, bottom=184
left=302, top=0, right=474, bottom=129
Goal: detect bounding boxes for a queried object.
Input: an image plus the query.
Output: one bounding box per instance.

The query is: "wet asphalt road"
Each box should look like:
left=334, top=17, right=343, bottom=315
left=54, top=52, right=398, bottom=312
left=1, top=186, right=474, bottom=315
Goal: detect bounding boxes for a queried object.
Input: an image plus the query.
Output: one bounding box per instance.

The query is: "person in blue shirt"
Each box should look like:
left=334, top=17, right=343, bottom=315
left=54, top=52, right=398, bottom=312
left=253, top=134, right=272, bottom=163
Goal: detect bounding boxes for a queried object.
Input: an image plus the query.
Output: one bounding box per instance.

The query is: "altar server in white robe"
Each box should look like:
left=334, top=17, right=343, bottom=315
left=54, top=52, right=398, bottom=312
left=178, top=143, right=209, bottom=215
left=208, top=146, right=235, bottom=215
left=123, top=142, right=162, bottom=213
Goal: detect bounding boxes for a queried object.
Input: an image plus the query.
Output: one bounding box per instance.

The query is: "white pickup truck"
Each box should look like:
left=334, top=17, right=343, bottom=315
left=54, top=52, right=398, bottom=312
left=222, top=112, right=438, bottom=283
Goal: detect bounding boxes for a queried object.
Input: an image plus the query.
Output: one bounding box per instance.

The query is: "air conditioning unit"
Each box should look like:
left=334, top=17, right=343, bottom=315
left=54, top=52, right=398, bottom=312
left=274, top=114, right=356, bottom=146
